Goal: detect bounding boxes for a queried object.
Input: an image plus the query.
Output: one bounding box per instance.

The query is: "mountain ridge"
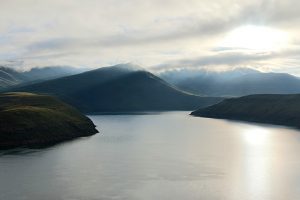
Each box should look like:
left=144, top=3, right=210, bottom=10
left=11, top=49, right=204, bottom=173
left=9, top=64, right=223, bottom=112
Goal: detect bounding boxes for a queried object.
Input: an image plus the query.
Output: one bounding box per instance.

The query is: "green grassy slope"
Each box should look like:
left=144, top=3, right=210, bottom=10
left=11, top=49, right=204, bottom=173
left=191, top=94, right=300, bottom=128
left=0, top=92, right=98, bottom=149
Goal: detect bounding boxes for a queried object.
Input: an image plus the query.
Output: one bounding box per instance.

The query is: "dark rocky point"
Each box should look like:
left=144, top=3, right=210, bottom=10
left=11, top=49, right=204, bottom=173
left=191, top=94, right=300, bottom=129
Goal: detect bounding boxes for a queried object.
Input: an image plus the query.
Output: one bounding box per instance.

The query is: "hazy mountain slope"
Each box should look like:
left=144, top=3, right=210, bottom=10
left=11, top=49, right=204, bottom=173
left=159, top=68, right=300, bottom=96
left=0, top=66, right=86, bottom=90
left=0, top=67, right=25, bottom=88
left=22, top=66, right=87, bottom=82
left=191, top=94, right=300, bottom=128
left=11, top=64, right=223, bottom=112
left=0, top=92, right=98, bottom=149
left=14, top=64, right=140, bottom=96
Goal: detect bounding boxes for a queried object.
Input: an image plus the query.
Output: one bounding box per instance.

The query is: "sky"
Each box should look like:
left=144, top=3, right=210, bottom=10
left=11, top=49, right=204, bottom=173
left=1, top=0, right=300, bottom=75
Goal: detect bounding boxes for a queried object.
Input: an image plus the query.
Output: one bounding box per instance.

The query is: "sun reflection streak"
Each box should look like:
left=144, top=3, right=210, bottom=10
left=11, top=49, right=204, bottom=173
left=241, top=126, right=272, bottom=199
left=243, top=127, right=271, bottom=146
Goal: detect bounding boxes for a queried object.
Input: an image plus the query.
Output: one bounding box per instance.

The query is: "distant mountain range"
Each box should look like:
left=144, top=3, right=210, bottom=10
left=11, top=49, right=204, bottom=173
left=159, top=68, right=300, bottom=97
left=10, top=64, right=223, bottom=112
left=7, top=64, right=300, bottom=112
left=191, top=94, right=300, bottom=129
left=0, top=66, right=86, bottom=89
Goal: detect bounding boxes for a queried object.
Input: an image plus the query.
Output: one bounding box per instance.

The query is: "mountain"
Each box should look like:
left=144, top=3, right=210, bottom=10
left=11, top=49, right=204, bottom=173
left=159, top=68, right=300, bottom=96
left=191, top=94, right=300, bottom=128
left=0, top=92, right=98, bottom=149
left=10, top=64, right=223, bottom=112
left=0, top=66, right=87, bottom=90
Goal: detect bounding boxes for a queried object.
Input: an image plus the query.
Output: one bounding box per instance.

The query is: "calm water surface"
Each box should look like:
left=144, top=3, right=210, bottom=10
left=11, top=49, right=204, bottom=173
left=1, top=112, right=300, bottom=200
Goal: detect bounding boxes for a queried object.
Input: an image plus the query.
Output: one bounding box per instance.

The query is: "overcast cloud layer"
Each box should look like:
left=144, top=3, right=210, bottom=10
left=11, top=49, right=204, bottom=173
left=1, top=0, right=300, bottom=74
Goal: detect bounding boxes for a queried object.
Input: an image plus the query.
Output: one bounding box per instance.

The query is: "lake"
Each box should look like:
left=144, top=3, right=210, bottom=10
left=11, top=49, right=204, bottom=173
left=1, top=112, right=300, bottom=200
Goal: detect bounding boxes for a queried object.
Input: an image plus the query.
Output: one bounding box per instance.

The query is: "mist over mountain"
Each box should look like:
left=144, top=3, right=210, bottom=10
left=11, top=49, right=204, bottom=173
left=0, top=66, right=87, bottom=89
left=22, top=66, right=87, bottom=82
left=0, top=67, right=25, bottom=88
left=159, top=68, right=300, bottom=97
left=10, top=64, right=223, bottom=112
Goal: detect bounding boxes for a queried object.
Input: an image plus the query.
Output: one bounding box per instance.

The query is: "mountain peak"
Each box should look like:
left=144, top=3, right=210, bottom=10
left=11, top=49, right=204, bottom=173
left=109, top=63, right=144, bottom=72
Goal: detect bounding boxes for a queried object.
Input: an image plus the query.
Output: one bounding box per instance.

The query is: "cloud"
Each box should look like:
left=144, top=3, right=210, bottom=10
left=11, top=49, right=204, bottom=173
left=153, top=52, right=275, bottom=69
left=0, top=0, right=300, bottom=73
left=152, top=48, right=300, bottom=73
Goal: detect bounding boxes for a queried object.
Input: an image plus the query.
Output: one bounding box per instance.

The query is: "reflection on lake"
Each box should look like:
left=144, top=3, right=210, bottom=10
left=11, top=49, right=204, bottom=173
left=0, top=112, right=300, bottom=200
